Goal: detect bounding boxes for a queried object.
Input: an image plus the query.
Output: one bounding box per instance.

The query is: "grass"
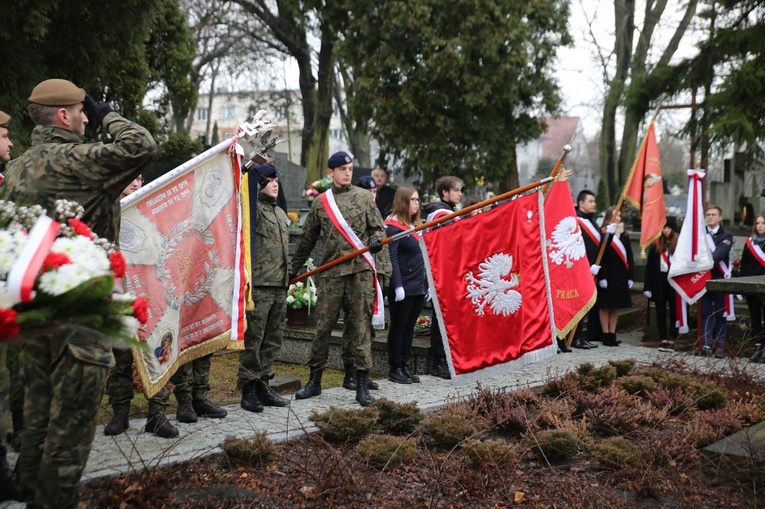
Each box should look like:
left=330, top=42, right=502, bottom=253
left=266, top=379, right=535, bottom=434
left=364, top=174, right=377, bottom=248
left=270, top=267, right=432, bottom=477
left=98, top=352, right=345, bottom=423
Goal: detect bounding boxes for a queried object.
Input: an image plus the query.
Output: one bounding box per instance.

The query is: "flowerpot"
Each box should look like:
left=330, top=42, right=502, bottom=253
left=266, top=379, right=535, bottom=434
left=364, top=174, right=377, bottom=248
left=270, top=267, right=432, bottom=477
left=286, top=307, right=310, bottom=326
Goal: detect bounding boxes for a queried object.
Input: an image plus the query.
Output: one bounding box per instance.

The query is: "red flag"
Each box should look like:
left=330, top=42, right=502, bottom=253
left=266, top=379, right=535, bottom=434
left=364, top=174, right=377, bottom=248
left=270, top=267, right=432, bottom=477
left=622, top=121, right=666, bottom=252
left=543, top=181, right=596, bottom=337
left=422, top=192, right=555, bottom=384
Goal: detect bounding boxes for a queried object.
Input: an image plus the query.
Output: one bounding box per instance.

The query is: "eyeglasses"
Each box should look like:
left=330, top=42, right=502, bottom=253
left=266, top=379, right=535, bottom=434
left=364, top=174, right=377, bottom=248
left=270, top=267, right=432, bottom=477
left=410, top=198, right=420, bottom=202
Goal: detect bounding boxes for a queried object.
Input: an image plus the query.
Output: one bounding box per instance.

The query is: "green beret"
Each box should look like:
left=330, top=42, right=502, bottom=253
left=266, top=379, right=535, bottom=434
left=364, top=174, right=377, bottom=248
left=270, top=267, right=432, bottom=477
left=0, top=110, right=9, bottom=128
left=28, top=79, right=86, bottom=106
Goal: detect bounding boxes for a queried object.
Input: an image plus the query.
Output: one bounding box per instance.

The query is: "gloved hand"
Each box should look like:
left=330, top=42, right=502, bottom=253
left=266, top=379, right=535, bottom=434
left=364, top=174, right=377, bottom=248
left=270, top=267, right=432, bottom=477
left=425, top=289, right=432, bottom=302
left=643, top=290, right=652, bottom=299
left=368, top=238, right=383, bottom=254
left=628, top=279, right=634, bottom=289
left=83, top=94, right=115, bottom=127
left=598, top=279, right=608, bottom=289
left=605, top=223, right=617, bottom=235
left=288, top=273, right=298, bottom=284
left=394, top=287, right=405, bottom=302
left=590, top=264, right=601, bottom=276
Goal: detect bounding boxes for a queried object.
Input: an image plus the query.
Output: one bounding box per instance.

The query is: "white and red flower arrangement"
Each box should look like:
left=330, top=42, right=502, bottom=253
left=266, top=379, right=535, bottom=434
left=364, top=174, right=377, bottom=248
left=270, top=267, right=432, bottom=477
left=303, top=176, right=333, bottom=202
left=0, top=199, right=148, bottom=343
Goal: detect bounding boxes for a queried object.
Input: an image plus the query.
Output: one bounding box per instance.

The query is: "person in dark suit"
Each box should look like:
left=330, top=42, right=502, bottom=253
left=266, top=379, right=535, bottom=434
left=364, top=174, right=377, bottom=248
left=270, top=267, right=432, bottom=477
left=700, top=205, right=734, bottom=358
left=740, top=212, right=765, bottom=362
left=372, top=168, right=396, bottom=219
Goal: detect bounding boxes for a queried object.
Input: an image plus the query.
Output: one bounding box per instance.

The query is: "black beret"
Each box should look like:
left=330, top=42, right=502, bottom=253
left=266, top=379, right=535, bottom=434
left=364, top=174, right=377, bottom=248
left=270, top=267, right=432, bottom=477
left=328, top=151, right=353, bottom=169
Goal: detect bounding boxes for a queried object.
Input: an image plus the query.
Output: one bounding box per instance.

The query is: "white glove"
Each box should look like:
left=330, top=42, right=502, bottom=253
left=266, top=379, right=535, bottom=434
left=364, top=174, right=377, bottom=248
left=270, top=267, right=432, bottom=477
left=598, top=279, right=608, bottom=289
left=425, top=289, right=432, bottom=302
left=590, top=264, right=601, bottom=276
left=395, top=287, right=405, bottom=302
left=643, top=290, right=652, bottom=299
left=628, top=280, right=634, bottom=289
left=605, top=223, right=617, bottom=235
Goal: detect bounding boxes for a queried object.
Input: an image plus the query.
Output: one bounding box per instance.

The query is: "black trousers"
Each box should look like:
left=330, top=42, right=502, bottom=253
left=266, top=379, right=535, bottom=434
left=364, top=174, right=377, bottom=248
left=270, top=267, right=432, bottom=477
left=653, top=282, right=677, bottom=341
left=387, top=295, right=425, bottom=366
left=430, top=315, right=446, bottom=359
left=746, top=295, right=765, bottom=344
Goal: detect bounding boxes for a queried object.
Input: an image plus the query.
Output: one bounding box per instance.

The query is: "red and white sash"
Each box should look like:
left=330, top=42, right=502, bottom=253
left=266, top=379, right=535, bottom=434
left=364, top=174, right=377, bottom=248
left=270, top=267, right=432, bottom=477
left=384, top=217, right=421, bottom=240
left=705, top=231, right=735, bottom=320
left=675, top=292, right=689, bottom=333
left=7, top=215, right=61, bottom=305
left=321, top=190, right=385, bottom=329
left=609, top=235, right=629, bottom=270
left=660, top=249, right=670, bottom=273
left=577, top=217, right=601, bottom=245
left=745, top=237, right=765, bottom=269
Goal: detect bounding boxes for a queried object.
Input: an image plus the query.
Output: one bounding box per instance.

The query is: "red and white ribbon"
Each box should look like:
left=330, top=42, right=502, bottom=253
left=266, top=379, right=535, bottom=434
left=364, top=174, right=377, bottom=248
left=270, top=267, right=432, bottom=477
left=610, top=235, right=629, bottom=270
left=686, top=169, right=705, bottom=261
left=321, top=190, right=385, bottom=329
left=6, top=215, right=61, bottom=305
left=385, top=217, right=421, bottom=240
left=675, top=292, right=689, bottom=333
left=577, top=217, right=601, bottom=245
left=705, top=232, right=735, bottom=320
left=745, top=237, right=765, bottom=269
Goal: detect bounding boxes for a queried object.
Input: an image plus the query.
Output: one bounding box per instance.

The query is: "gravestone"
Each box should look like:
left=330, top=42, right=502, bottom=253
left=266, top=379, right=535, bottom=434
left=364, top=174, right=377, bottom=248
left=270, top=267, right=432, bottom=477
left=272, top=152, right=307, bottom=211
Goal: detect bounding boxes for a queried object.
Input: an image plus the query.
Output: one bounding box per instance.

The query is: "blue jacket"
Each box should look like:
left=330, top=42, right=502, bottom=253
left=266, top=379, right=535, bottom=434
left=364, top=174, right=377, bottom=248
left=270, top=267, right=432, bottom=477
left=385, top=223, right=428, bottom=296
left=707, top=226, right=734, bottom=279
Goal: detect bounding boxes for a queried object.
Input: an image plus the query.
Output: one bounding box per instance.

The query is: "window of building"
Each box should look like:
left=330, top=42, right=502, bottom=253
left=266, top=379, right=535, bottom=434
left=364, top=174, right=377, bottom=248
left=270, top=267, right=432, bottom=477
left=197, top=108, right=208, bottom=121
left=221, top=106, right=236, bottom=120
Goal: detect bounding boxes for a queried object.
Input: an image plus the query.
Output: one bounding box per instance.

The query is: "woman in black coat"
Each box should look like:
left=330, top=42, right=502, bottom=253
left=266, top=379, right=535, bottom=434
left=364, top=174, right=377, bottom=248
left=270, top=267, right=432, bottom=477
left=740, top=212, right=765, bottom=362
left=597, top=207, right=634, bottom=346
left=643, top=217, right=679, bottom=350
left=385, top=186, right=429, bottom=384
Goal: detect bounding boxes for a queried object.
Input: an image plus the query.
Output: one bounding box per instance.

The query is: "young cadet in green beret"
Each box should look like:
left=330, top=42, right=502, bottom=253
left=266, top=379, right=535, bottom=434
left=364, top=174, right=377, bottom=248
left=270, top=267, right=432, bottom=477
left=0, top=78, right=157, bottom=509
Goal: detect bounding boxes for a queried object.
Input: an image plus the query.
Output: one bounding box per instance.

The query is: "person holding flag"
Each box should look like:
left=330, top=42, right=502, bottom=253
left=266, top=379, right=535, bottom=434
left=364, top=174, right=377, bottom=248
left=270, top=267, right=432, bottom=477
left=290, top=151, right=386, bottom=407
left=596, top=207, right=634, bottom=347
left=740, top=212, right=765, bottom=362
left=700, top=205, right=734, bottom=358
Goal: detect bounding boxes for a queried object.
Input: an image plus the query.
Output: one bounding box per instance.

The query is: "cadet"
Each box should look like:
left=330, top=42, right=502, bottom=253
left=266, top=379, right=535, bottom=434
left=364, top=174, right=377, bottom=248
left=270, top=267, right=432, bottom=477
left=290, top=151, right=386, bottom=407
left=239, top=164, right=290, bottom=412
left=0, top=110, right=18, bottom=501
left=0, top=78, right=157, bottom=509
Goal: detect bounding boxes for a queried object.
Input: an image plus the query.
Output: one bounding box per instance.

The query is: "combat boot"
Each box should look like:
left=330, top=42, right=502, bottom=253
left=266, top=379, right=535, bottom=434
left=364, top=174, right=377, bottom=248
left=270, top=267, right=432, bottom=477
left=401, top=361, right=420, bottom=383
left=176, top=399, right=198, bottom=423
left=104, top=405, right=130, bottom=436
left=241, top=380, right=264, bottom=413
left=295, top=367, right=323, bottom=399
left=356, top=370, right=372, bottom=407
left=193, top=398, right=228, bottom=418
left=0, top=447, right=18, bottom=501
left=430, top=357, right=451, bottom=379
left=342, top=363, right=357, bottom=390
left=256, top=376, right=288, bottom=407
left=145, top=413, right=179, bottom=439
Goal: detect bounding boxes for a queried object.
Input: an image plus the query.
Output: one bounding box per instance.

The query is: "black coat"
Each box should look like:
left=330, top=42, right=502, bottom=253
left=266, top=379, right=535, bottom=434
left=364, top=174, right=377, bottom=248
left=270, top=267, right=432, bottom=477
left=385, top=223, right=428, bottom=296
left=376, top=185, right=397, bottom=219
left=597, top=232, right=634, bottom=309
left=740, top=236, right=765, bottom=277
left=644, top=242, right=672, bottom=301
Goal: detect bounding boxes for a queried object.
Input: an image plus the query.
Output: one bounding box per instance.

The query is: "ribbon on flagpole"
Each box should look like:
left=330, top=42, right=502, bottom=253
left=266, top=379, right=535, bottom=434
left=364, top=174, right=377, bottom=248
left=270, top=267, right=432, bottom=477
left=687, top=169, right=705, bottom=261
left=6, top=215, right=61, bottom=305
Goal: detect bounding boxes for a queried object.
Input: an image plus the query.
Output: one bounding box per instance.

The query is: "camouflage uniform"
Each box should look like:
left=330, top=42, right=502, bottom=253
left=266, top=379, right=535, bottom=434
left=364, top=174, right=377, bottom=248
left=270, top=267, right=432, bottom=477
left=291, top=184, right=385, bottom=371
left=106, top=349, right=175, bottom=416
left=173, top=355, right=212, bottom=401
left=1, top=112, right=156, bottom=508
left=239, top=194, right=290, bottom=387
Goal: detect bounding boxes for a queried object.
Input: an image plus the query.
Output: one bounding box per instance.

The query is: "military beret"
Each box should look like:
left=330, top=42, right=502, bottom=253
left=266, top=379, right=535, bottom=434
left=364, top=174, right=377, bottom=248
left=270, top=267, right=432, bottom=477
left=28, top=79, right=86, bottom=106
left=0, top=111, right=9, bottom=128
left=328, top=150, right=353, bottom=169
left=252, top=163, right=278, bottom=189
left=355, top=175, right=376, bottom=190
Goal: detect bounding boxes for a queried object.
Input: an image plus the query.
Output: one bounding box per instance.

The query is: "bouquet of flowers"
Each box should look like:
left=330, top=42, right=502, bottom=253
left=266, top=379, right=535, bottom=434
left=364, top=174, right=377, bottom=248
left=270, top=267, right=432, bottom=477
left=304, top=176, right=333, bottom=202
left=0, top=199, right=148, bottom=344
left=414, top=314, right=432, bottom=335
left=287, top=258, right=317, bottom=311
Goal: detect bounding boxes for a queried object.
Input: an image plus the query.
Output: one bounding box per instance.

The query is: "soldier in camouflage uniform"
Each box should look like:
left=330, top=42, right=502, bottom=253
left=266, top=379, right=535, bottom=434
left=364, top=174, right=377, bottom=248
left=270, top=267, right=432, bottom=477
left=0, top=79, right=157, bottom=509
left=239, top=164, right=290, bottom=412
left=0, top=110, right=18, bottom=501
left=172, top=354, right=227, bottom=419
left=290, top=151, right=386, bottom=407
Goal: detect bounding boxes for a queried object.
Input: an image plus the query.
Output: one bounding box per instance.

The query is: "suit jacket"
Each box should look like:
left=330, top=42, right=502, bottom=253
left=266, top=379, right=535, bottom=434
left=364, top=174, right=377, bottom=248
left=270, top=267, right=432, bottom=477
left=707, top=226, right=733, bottom=279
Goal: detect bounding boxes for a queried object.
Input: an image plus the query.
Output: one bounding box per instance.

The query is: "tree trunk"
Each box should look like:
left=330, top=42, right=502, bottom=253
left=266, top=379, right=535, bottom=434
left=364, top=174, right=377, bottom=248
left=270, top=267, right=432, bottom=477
left=503, top=145, right=519, bottom=193
left=303, top=28, right=335, bottom=184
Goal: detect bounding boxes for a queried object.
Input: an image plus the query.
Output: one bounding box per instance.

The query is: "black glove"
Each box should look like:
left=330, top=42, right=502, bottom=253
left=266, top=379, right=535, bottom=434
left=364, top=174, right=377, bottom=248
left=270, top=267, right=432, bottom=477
left=368, top=238, right=383, bottom=254
left=84, top=94, right=115, bottom=127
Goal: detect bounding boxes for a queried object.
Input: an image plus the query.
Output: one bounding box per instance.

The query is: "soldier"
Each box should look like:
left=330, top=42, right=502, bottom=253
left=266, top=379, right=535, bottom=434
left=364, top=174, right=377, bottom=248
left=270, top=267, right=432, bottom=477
left=172, top=355, right=228, bottom=420
left=0, top=79, right=157, bottom=508
left=105, top=174, right=180, bottom=439
left=290, top=151, right=386, bottom=407
left=239, top=164, right=290, bottom=412
left=0, top=110, right=19, bottom=501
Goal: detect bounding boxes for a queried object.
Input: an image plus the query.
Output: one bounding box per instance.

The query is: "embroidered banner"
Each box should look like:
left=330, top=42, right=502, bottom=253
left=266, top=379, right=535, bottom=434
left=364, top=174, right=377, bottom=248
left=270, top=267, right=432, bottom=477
left=544, top=181, right=596, bottom=337
left=422, top=191, right=556, bottom=385
left=120, top=139, right=246, bottom=397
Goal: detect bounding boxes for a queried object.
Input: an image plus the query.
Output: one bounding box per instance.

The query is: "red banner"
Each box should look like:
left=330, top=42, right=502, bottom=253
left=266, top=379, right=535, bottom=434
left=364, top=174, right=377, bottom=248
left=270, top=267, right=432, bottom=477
left=543, top=181, right=596, bottom=337
left=623, top=121, right=666, bottom=251
left=422, top=192, right=555, bottom=384
left=120, top=140, right=246, bottom=397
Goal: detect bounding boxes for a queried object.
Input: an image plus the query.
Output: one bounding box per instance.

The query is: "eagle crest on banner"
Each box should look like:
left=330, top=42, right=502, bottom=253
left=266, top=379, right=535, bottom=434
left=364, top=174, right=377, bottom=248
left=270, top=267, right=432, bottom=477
left=465, top=253, right=522, bottom=316
left=547, top=216, right=586, bottom=268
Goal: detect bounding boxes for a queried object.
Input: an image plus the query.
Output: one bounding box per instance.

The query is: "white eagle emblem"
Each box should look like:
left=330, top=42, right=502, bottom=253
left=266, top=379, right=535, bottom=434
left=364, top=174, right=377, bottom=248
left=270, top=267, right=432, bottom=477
left=547, top=216, right=586, bottom=268
left=465, top=253, right=522, bottom=317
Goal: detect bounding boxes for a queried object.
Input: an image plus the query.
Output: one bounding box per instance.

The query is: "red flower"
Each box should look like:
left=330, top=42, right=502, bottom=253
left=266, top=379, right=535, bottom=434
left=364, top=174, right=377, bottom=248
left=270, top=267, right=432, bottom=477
left=0, top=308, right=20, bottom=340
left=42, top=252, right=72, bottom=272
left=110, top=251, right=127, bottom=278
left=69, top=218, right=94, bottom=239
left=133, top=297, right=149, bottom=324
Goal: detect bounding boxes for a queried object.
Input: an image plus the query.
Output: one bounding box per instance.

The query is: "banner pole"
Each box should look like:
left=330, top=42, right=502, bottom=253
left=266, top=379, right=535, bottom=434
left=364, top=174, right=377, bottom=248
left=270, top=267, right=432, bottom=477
left=290, top=176, right=554, bottom=284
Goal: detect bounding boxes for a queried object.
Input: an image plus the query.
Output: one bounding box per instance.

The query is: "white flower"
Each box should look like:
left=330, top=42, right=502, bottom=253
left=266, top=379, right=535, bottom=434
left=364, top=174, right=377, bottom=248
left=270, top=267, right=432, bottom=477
left=286, top=295, right=295, bottom=304
left=295, top=281, right=304, bottom=288
left=0, top=283, right=12, bottom=309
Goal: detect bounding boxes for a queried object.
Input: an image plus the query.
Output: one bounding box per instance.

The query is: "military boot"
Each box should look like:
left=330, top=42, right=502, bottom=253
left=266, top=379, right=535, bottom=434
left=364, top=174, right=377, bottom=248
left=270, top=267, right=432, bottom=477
left=430, top=357, right=451, bottom=379
left=193, top=399, right=228, bottom=418
left=356, top=370, right=372, bottom=407
left=145, top=413, right=179, bottom=438
left=241, top=380, right=264, bottom=413
left=295, top=367, right=323, bottom=399
left=0, top=447, right=18, bottom=501
left=401, top=361, right=420, bottom=383
left=176, top=399, right=198, bottom=423
left=342, top=363, right=357, bottom=390
left=104, top=405, right=130, bottom=436
left=257, top=376, right=288, bottom=407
